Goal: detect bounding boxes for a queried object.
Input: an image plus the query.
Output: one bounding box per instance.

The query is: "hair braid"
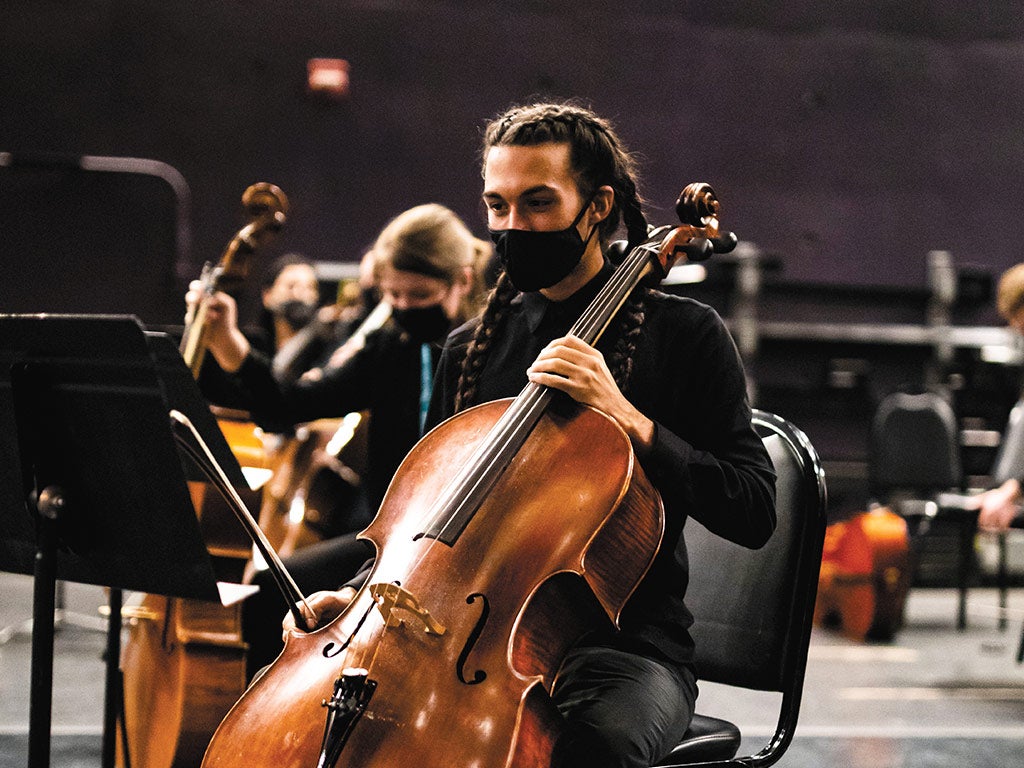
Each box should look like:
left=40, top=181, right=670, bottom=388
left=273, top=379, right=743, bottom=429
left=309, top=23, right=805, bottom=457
left=607, top=287, right=647, bottom=395
left=454, top=272, right=518, bottom=412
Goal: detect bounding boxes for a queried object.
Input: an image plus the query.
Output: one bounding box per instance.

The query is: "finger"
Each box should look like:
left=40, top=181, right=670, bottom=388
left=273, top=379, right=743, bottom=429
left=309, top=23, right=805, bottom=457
left=536, top=338, right=593, bottom=363
left=528, top=356, right=577, bottom=380
left=302, top=603, right=319, bottom=630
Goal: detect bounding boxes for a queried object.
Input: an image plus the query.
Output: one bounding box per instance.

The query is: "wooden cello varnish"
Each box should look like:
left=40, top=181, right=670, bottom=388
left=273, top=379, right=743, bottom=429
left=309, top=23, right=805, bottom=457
left=198, top=184, right=735, bottom=768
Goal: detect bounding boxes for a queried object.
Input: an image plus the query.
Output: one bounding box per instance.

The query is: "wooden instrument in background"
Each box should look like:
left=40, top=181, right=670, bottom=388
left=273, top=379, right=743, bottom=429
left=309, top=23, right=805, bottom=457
left=117, top=183, right=287, bottom=768
left=814, top=506, right=912, bottom=642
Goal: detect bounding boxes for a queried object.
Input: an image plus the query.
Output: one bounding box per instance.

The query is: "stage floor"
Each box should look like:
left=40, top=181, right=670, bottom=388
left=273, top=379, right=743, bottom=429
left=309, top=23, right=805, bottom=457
left=2, top=573, right=1023, bottom=767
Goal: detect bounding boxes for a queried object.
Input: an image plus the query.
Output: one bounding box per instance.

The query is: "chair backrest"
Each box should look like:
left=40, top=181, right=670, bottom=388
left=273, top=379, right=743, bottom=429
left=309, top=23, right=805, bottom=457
left=991, top=399, right=1024, bottom=485
left=683, top=410, right=827, bottom=756
left=868, top=390, right=961, bottom=497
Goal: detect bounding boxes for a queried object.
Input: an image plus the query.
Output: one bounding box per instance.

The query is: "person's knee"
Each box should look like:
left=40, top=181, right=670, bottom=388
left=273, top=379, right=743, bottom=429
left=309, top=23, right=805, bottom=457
left=552, top=720, right=623, bottom=768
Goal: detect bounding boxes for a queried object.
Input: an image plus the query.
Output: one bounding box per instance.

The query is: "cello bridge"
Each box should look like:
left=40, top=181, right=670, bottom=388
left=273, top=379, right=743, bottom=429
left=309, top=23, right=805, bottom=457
left=368, top=582, right=446, bottom=636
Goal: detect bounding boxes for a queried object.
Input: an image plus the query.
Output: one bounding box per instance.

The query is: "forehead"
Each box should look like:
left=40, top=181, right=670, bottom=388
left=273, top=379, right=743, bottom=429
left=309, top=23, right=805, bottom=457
left=482, top=143, right=575, bottom=197
left=274, top=263, right=317, bottom=285
left=377, top=265, right=447, bottom=292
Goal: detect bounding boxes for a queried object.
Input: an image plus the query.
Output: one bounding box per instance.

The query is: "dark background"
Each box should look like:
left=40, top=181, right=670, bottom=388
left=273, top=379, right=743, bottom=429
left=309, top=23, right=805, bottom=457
left=4, top=1, right=1024, bottom=323
left=4, top=1, right=1024, bottom=521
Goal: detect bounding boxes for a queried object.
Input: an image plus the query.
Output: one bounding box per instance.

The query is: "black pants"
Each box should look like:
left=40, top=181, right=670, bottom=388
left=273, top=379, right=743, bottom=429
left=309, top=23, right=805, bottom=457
left=551, top=645, right=697, bottom=768
left=241, top=532, right=373, bottom=680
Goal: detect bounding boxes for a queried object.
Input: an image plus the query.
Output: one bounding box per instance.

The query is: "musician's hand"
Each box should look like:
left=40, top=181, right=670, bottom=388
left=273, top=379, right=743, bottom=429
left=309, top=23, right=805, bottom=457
left=184, top=280, right=250, bottom=372
left=968, top=478, right=1022, bottom=533
left=282, top=587, right=356, bottom=635
left=527, top=335, right=654, bottom=453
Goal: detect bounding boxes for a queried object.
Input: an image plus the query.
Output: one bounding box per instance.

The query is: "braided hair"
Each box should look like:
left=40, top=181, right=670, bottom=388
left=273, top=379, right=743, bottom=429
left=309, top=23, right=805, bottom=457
left=454, top=102, right=649, bottom=412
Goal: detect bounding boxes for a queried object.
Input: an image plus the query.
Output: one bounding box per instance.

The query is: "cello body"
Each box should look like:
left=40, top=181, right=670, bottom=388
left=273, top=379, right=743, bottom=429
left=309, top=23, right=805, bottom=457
left=814, top=506, right=911, bottom=641
left=202, top=397, right=663, bottom=768
left=249, top=414, right=366, bottom=572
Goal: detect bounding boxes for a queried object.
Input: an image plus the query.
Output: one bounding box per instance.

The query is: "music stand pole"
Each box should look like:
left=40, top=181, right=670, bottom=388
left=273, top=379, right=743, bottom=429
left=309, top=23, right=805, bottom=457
left=27, top=488, right=61, bottom=768
left=101, top=587, right=123, bottom=768
left=0, top=314, right=242, bottom=768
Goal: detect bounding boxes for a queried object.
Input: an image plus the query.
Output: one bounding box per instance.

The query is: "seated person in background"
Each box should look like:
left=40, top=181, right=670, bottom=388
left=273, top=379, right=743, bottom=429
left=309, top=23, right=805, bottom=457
left=185, top=203, right=492, bottom=677
left=968, top=263, right=1024, bottom=532
left=198, top=252, right=322, bottom=404
left=258, top=252, right=322, bottom=354
left=272, top=248, right=383, bottom=384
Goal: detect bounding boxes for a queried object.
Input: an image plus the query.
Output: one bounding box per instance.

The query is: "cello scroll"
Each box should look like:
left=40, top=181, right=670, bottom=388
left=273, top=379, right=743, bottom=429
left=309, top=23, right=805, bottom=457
left=642, top=183, right=738, bottom=280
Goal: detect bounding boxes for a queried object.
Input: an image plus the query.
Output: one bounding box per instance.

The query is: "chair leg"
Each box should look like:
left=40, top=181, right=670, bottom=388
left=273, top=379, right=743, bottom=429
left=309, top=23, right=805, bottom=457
left=957, top=515, right=974, bottom=631
left=998, top=533, right=1008, bottom=632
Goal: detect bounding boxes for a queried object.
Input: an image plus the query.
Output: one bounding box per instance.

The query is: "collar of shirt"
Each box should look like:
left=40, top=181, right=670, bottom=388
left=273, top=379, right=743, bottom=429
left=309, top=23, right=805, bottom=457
left=518, top=259, right=616, bottom=334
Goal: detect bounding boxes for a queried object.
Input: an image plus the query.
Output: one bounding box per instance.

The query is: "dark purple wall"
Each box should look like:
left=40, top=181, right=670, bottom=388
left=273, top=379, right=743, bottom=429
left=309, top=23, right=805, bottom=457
left=4, top=1, right=1024, bottom=324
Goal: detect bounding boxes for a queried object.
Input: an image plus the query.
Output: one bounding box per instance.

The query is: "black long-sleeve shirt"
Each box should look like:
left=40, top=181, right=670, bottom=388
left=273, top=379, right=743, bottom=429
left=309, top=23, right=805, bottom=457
left=426, top=263, right=777, bottom=668
left=221, top=323, right=440, bottom=513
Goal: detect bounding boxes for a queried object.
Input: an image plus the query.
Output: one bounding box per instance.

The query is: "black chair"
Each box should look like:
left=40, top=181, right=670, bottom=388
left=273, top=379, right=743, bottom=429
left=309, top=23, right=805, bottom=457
left=653, top=409, right=828, bottom=767
left=868, top=390, right=975, bottom=629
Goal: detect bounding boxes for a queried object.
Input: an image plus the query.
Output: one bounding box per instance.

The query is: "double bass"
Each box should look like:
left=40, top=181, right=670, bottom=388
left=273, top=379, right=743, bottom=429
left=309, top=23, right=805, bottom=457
left=201, top=184, right=736, bottom=768
left=117, top=183, right=289, bottom=768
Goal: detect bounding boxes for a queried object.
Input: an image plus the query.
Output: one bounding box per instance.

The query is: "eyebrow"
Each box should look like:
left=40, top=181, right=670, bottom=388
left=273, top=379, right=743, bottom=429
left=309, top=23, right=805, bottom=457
left=482, top=184, right=558, bottom=201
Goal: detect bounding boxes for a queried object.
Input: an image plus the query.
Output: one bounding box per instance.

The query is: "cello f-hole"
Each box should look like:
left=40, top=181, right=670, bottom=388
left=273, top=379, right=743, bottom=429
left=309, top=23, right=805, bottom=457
left=323, top=598, right=378, bottom=659
left=456, top=592, right=490, bottom=686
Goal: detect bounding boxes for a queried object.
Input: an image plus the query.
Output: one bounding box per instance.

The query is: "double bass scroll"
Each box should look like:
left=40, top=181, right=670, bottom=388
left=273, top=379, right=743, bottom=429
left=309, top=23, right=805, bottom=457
left=180, top=182, right=289, bottom=377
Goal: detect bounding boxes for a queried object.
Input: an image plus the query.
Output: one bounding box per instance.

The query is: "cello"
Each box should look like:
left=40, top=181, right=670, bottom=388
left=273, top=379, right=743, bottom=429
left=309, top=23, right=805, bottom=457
left=117, top=183, right=289, bottom=768
left=201, top=184, right=736, bottom=768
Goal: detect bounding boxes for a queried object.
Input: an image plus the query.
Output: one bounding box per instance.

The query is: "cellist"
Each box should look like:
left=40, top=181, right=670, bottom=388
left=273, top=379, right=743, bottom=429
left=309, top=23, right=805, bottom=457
left=289, top=101, right=778, bottom=768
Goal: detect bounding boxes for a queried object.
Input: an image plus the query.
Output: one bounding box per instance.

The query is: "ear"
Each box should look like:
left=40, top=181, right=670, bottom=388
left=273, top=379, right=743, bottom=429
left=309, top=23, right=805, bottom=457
left=589, top=185, right=615, bottom=224
left=454, top=264, right=474, bottom=292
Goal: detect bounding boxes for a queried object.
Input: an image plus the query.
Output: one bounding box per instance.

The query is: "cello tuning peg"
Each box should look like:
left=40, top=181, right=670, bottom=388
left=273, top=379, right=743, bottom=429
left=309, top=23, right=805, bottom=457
left=710, top=230, right=738, bottom=255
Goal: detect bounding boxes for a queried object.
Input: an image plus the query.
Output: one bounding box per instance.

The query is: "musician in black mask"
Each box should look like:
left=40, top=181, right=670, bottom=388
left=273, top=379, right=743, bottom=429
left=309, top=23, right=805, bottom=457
left=287, top=102, right=776, bottom=768
left=258, top=253, right=322, bottom=350
left=185, top=203, right=491, bottom=677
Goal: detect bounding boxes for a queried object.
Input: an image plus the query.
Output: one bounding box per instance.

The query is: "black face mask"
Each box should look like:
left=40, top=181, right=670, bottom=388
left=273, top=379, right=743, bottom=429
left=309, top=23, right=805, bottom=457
left=391, top=302, right=452, bottom=344
left=489, top=198, right=597, bottom=292
left=276, top=299, right=317, bottom=331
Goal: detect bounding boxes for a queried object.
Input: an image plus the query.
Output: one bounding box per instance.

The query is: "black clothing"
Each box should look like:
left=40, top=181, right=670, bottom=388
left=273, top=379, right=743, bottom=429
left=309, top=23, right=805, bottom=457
left=428, top=262, right=777, bottom=672
left=224, top=322, right=440, bottom=513
left=550, top=646, right=696, bottom=768
left=196, top=323, right=275, bottom=413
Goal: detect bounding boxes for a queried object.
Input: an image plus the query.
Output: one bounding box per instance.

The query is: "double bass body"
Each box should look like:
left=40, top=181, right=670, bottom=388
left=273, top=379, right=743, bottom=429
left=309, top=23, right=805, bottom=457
left=118, top=183, right=289, bottom=768
left=202, top=397, right=663, bottom=768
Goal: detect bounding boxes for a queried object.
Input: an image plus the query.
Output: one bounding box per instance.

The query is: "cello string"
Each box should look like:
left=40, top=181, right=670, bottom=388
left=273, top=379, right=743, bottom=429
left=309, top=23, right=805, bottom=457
left=411, top=237, right=655, bottom=552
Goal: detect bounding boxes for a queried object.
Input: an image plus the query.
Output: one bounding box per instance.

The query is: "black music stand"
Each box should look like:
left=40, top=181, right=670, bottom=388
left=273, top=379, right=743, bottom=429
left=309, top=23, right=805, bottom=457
left=0, top=314, right=246, bottom=768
